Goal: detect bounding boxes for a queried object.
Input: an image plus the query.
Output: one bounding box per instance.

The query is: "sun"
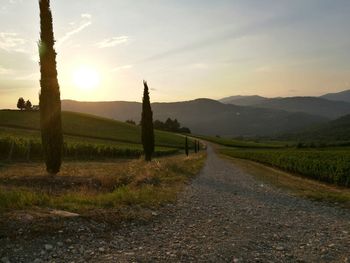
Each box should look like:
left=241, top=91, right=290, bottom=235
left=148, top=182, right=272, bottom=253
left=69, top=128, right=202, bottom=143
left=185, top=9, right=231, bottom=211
left=73, top=66, right=100, bottom=91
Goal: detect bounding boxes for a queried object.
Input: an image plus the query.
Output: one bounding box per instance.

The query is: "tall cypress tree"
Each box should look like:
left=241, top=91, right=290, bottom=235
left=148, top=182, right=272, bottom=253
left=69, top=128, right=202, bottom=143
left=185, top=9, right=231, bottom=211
left=141, top=80, right=155, bottom=161
left=39, top=0, right=63, bottom=174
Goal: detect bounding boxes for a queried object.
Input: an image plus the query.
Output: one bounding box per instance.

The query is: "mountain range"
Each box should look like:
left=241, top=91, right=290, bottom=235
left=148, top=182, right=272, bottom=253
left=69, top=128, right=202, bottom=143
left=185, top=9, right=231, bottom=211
left=62, top=89, right=350, bottom=137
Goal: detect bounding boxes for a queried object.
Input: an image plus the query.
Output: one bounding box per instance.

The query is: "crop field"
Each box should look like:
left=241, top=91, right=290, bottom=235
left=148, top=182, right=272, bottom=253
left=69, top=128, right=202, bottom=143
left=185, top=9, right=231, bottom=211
left=0, top=110, right=197, bottom=161
left=221, top=147, right=350, bottom=187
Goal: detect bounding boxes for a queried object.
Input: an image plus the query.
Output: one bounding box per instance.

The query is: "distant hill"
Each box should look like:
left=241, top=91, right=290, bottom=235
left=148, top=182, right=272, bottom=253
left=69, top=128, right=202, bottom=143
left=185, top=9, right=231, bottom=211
left=62, top=99, right=327, bottom=137
left=253, top=97, right=350, bottom=119
left=320, top=89, right=350, bottom=103
left=281, top=114, right=350, bottom=142
left=219, top=95, right=268, bottom=106
left=0, top=110, right=184, bottom=148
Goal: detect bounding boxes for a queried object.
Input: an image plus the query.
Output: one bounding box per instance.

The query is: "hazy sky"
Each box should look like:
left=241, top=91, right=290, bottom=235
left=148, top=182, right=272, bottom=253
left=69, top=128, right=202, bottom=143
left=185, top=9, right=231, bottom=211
left=0, top=0, right=350, bottom=108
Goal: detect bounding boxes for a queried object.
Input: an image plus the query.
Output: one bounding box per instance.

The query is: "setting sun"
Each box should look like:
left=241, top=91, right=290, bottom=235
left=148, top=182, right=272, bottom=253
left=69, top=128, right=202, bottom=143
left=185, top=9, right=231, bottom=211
left=73, top=66, right=100, bottom=91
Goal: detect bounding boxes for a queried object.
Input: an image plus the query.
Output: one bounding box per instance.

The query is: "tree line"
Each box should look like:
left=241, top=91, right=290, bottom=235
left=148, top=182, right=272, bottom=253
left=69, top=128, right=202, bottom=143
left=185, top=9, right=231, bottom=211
left=126, top=118, right=191, bottom=134
left=17, top=97, right=38, bottom=111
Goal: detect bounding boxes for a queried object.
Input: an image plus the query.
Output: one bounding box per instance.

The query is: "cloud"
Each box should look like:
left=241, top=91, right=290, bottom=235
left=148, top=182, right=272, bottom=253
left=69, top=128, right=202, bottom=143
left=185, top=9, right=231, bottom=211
left=111, top=64, right=133, bottom=72
left=0, top=65, right=14, bottom=75
left=56, top=14, right=92, bottom=48
left=14, top=72, right=39, bottom=81
left=96, top=36, right=129, bottom=48
left=141, top=12, right=313, bottom=63
left=0, top=32, right=26, bottom=52
left=255, top=66, right=272, bottom=72
left=189, top=63, right=209, bottom=69
left=81, top=13, right=92, bottom=19
left=9, top=0, right=23, bottom=4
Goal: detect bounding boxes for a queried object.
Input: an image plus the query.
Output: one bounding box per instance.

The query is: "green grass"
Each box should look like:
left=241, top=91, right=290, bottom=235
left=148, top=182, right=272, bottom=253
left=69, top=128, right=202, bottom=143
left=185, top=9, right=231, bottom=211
left=0, top=110, right=185, bottom=148
left=0, top=153, right=206, bottom=213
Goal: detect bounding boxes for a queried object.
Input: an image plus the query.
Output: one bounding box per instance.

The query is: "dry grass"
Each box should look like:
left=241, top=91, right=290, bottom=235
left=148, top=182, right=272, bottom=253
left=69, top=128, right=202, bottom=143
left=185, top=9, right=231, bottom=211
left=0, top=153, right=206, bottom=218
left=222, top=155, right=350, bottom=209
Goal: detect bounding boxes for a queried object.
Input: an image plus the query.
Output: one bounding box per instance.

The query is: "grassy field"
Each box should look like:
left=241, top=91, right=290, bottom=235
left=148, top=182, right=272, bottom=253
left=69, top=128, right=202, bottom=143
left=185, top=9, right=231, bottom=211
left=0, top=110, right=194, bottom=161
left=0, top=152, right=206, bottom=235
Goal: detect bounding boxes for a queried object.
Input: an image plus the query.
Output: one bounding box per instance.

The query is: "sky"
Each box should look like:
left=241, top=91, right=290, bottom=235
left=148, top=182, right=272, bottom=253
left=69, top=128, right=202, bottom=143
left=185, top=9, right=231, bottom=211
left=0, top=0, right=350, bottom=108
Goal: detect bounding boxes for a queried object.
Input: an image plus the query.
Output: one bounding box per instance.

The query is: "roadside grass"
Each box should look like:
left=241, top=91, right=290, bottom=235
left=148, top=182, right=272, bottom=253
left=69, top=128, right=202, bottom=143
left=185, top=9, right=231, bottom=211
left=0, top=153, right=206, bottom=215
left=221, top=153, right=350, bottom=208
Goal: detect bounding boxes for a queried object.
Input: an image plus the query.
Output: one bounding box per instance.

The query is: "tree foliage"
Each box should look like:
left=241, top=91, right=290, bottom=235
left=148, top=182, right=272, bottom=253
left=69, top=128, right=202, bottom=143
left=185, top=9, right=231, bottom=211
left=141, top=80, right=155, bottom=161
left=17, top=98, right=25, bottom=110
left=153, top=118, right=191, bottom=133
left=25, top=100, right=32, bottom=110
left=38, top=0, right=63, bottom=174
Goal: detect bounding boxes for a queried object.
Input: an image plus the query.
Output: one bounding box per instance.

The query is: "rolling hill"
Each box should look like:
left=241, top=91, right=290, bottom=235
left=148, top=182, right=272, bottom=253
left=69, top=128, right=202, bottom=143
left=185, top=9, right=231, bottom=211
left=320, top=89, right=350, bottom=103
left=62, top=99, right=327, bottom=137
left=281, top=114, right=350, bottom=142
left=0, top=110, right=185, bottom=148
left=253, top=97, right=350, bottom=119
left=219, top=95, right=268, bottom=106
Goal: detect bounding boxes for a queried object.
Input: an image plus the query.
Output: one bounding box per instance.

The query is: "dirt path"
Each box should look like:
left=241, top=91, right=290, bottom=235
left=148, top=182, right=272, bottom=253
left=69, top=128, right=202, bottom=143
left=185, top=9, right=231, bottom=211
left=1, top=145, right=350, bottom=262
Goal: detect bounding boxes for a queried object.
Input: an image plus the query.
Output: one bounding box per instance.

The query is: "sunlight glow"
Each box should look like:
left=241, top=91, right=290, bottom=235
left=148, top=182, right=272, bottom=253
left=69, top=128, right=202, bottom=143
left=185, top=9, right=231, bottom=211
left=73, top=66, right=100, bottom=91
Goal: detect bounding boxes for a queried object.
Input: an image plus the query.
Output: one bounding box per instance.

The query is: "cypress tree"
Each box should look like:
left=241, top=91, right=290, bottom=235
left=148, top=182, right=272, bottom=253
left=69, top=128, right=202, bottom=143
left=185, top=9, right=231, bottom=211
left=185, top=136, right=189, bottom=156
left=38, top=0, right=63, bottom=174
left=141, top=80, right=155, bottom=161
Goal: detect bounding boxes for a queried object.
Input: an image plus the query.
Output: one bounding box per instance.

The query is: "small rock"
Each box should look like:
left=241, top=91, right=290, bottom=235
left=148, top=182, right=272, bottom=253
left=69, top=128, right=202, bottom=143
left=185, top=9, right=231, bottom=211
left=44, top=244, right=53, bottom=251
left=57, top=242, right=63, bottom=247
left=276, top=246, right=284, bottom=251
left=98, top=247, right=105, bottom=252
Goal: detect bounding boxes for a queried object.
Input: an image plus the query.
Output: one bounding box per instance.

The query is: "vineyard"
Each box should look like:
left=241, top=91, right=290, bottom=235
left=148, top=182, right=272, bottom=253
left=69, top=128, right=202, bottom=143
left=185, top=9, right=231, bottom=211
left=0, top=111, right=191, bottom=161
left=220, top=148, right=350, bottom=187
left=0, top=135, right=179, bottom=161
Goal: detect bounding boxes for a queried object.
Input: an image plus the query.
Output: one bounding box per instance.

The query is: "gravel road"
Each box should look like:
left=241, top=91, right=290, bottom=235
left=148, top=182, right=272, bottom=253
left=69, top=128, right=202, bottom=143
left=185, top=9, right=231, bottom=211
left=1, top=145, right=349, bottom=262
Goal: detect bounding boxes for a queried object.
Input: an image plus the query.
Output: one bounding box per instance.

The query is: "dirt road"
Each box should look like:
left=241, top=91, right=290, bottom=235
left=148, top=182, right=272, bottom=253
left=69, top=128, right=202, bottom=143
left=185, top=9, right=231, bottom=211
left=1, top=145, right=349, bottom=262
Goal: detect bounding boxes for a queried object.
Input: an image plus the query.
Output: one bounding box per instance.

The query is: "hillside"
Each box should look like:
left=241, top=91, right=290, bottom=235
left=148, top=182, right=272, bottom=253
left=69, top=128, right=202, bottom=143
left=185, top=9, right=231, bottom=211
left=0, top=110, right=184, bottom=148
left=253, top=97, right=350, bottom=119
left=282, top=114, right=350, bottom=142
left=320, top=89, right=350, bottom=103
left=62, top=99, right=327, bottom=137
left=219, top=95, right=268, bottom=106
